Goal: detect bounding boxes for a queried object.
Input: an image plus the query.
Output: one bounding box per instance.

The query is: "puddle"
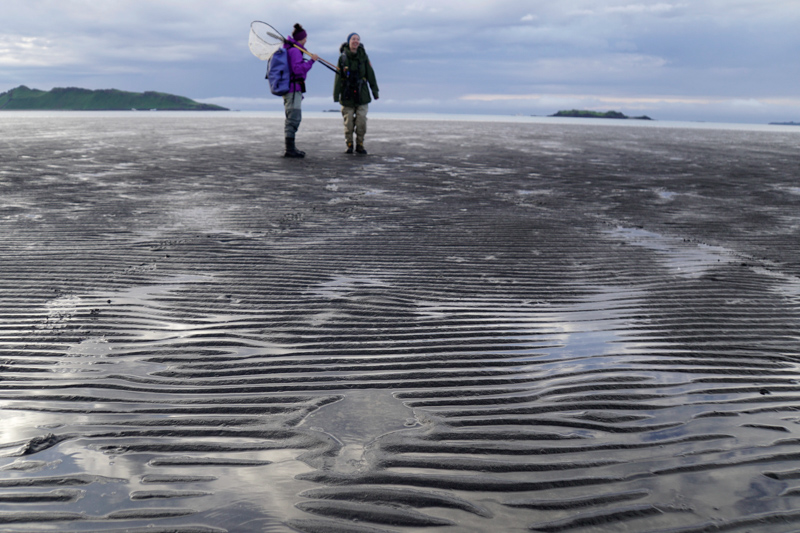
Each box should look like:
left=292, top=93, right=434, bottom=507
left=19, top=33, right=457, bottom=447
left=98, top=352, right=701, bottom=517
left=301, top=390, right=420, bottom=472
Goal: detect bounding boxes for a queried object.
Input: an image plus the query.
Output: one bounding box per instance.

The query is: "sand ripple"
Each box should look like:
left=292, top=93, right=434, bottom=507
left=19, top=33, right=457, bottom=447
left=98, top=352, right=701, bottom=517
left=1, top=116, right=799, bottom=531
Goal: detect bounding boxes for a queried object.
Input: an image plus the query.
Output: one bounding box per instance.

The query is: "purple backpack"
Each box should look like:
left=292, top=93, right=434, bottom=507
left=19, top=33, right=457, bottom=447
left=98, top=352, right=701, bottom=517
left=266, top=48, right=291, bottom=96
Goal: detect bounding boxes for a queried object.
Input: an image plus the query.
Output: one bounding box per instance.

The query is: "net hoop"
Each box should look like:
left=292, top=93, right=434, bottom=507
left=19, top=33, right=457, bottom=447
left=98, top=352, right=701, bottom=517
left=248, top=21, right=284, bottom=60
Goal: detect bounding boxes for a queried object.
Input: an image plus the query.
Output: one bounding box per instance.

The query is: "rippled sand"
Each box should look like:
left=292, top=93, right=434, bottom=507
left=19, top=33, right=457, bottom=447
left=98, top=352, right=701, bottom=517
left=1, top=114, right=799, bottom=532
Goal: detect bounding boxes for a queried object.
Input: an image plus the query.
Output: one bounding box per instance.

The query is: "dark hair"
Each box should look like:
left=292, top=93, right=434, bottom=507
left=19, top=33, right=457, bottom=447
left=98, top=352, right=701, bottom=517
left=292, top=23, right=307, bottom=41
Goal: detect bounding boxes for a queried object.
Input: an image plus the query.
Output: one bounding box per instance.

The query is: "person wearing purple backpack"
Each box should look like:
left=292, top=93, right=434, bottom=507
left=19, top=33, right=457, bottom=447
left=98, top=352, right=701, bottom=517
left=283, top=23, right=318, bottom=158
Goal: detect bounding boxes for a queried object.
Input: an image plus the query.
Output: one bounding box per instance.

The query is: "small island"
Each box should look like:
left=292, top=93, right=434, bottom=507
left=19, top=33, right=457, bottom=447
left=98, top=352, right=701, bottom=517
left=769, top=121, right=800, bottom=126
left=550, top=109, right=653, bottom=120
left=0, top=85, right=228, bottom=111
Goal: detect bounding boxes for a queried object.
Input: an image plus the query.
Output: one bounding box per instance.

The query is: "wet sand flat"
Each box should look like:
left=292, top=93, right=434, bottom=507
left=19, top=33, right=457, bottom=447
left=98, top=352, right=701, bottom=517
left=1, top=114, right=799, bottom=532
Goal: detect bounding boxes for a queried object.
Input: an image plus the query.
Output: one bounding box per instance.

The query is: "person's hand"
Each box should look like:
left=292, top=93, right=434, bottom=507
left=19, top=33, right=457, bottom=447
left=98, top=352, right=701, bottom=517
left=311, top=54, right=319, bottom=61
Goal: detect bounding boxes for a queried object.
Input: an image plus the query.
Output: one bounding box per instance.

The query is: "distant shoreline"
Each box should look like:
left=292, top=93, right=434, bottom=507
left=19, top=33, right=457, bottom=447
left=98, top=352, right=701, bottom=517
left=0, top=86, right=228, bottom=111
left=550, top=109, right=653, bottom=120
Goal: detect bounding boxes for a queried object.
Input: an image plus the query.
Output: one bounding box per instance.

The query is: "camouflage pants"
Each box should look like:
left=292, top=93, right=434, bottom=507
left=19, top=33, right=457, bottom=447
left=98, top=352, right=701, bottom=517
left=341, top=104, right=368, bottom=145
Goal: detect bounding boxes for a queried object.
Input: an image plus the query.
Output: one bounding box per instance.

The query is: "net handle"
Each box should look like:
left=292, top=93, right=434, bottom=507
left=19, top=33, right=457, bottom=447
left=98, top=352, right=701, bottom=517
left=251, top=21, right=338, bottom=73
left=283, top=40, right=339, bottom=73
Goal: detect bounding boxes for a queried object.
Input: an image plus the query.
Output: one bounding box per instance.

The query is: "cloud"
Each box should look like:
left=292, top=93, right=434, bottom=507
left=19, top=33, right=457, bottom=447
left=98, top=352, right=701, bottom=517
left=0, top=35, right=66, bottom=66
left=1, top=0, right=799, bottom=123
left=461, top=93, right=714, bottom=105
left=461, top=93, right=800, bottom=106
left=604, top=3, right=683, bottom=15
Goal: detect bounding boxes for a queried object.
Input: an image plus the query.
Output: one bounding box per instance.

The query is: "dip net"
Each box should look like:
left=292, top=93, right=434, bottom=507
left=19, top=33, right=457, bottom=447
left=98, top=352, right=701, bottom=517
left=248, top=21, right=284, bottom=60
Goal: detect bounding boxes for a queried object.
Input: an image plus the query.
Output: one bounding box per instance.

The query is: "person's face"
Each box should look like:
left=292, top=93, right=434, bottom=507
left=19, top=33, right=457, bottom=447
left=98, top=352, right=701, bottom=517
left=298, top=37, right=307, bottom=46
left=349, top=34, right=360, bottom=52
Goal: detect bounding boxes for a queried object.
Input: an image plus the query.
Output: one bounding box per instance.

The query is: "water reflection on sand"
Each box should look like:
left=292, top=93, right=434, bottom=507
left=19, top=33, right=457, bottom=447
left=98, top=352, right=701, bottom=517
left=1, top=115, right=799, bottom=532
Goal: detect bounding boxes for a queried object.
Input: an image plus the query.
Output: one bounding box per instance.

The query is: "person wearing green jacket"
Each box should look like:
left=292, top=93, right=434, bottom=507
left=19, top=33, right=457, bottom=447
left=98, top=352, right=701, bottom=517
left=333, top=33, right=379, bottom=154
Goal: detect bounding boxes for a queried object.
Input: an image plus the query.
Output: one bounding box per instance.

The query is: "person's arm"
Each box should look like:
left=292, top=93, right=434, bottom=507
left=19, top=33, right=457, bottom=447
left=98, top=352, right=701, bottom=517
left=333, top=73, right=341, bottom=102
left=333, top=56, right=344, bottom=102
left=289, top=48, right=314, bottom=77
left=366, top=58, right=379, bottom=99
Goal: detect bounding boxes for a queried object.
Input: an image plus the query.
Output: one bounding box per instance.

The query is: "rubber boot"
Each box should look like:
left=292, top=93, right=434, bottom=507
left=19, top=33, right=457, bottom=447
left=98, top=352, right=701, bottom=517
left=356, top=142, right=367, bottom=155
left=345, top=141, right=354, bottom=154
left=284, top=137, right=305, bottom=158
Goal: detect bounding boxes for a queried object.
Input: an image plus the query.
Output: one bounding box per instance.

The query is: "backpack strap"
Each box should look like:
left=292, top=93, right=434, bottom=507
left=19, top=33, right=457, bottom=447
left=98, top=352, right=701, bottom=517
left=287, top=47, right=307, bottom=93
left=341, top=49, right=367, bottom=104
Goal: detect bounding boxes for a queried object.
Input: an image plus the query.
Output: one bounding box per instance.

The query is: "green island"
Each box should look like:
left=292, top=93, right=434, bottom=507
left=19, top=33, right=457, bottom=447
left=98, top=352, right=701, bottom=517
left=551, top=109, right=652, bottom=120
left=0, top=85, right=228, bottom=111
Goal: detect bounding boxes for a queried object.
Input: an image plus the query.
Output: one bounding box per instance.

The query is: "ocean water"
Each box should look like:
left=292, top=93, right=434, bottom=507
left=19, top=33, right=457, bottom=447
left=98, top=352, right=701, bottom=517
left=3, top=109, right=800, bottom=134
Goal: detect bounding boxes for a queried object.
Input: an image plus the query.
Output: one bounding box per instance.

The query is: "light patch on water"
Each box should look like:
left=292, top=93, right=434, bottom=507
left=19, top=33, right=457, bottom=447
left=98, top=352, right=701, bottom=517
left=306, top=310, right=341, bottom=326
left=308, top=276, right=391, bottom=300
left=415, top=288, right=638, bottom=359
left=0, top=410, right=71, bottom=455
left=56, top=336, right=173, bottom=378
left=67, top=338, right=112, bottom=357
left=43, top=294, right=83, bottom=330
left=55, top=339, right=114, bottom=375
left=517, top=189, right=551, bottom=196
left=752, top=266, right=800, bottom=300
left=408, top=287, right=733, bottom=439
left=70, top=168, right=137, bottom=182
left=610, top=226, right=735, bottom=278
left=414, top=283, right=682, bottom=387
left=480, top=168, right=516, bottom=176
left=44, top=274, right=228, bottom=377
left=169, top=205, right=226, bottom=232
left=101, top=274, right=245, bottom=335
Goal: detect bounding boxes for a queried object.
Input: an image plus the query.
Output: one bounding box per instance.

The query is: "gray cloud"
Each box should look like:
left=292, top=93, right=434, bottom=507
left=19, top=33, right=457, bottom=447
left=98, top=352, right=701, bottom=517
left=1, top=0, right=798, bottom=122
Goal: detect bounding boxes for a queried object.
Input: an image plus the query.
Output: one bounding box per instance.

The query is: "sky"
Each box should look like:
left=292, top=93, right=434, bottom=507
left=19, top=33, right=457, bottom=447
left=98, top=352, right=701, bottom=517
left=1, top=0, right=799, bottom=123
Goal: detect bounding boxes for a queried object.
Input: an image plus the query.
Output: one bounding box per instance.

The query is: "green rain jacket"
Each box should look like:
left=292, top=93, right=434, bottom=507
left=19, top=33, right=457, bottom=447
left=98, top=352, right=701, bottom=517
left=333, top=43, right=379, bottom=107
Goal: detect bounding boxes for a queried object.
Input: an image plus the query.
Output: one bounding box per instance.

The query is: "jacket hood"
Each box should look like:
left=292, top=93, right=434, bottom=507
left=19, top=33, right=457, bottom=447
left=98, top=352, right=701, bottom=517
left=339, top=42, right=366, bottom=55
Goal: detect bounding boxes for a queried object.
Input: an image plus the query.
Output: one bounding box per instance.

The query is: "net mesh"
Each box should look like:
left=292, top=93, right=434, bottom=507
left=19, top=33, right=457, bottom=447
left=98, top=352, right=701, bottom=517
left=248, top=21, right=284, bottom=60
